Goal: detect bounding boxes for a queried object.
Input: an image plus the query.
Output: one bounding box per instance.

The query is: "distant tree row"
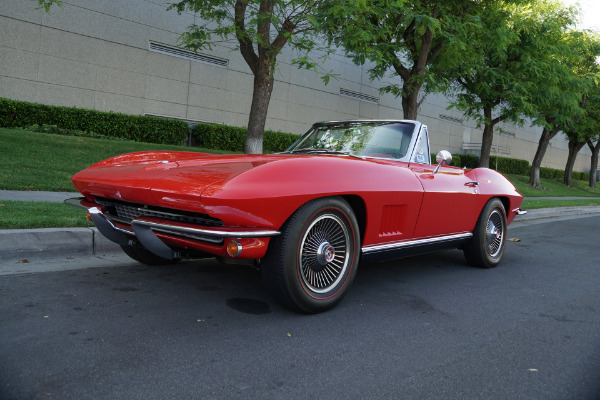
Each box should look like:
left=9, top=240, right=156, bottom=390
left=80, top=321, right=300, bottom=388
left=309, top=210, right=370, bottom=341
left=34, top=0, right=600, bottom=187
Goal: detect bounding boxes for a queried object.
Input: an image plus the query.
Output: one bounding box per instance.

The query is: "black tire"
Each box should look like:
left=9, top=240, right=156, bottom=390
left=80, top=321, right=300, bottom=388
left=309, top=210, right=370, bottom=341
left=120, top=244, right=179, bottom=266
left=463, top=198, right=507, bottom=268
left=261, top=197, right=360, bottom=313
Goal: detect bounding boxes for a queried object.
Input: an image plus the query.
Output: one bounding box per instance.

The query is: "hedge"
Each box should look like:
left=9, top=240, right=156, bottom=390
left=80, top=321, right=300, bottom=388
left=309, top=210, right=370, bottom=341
left=429, top=152, right=591, bottom=182
left=489, top=155, right=530, bottom=176
left=457, top=154, right=479, bottom=169
left=0, top=97, right=188, bottom=145
left=540, top=167, right=564, bottom=180
left=192, top=123, right=298, bottom=153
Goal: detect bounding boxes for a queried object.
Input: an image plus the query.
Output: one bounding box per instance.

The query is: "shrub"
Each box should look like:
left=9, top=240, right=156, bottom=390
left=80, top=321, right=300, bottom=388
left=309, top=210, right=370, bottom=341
left=192, top=123, right=298, bottom=153
left=264, top=130, right=299, bottom=153
left=489, top=156, right=530, bottom=175
left=0, top=97, right=188, bottom=145
left=458, top=154, right=479, bottom=169
left=192, top=123, right=245, bottom=152
left=540, top=167, right=563, bottom=180
left=573, top=171, right=590, bottom=181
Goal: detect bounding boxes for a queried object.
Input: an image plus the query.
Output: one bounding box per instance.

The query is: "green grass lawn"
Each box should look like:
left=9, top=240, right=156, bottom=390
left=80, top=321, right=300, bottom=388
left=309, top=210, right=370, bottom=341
left=522, top=198, right=600, bottom=209
left=506, top=173, right=600, bottom=197
left=0, top=200, right=94, bottom=229
left=0, top=127, right=229, bottom=191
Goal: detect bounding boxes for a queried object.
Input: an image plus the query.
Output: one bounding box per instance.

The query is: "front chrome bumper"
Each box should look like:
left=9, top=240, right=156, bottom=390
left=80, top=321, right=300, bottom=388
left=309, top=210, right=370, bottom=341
left=66, top=197, right=280, bottom=260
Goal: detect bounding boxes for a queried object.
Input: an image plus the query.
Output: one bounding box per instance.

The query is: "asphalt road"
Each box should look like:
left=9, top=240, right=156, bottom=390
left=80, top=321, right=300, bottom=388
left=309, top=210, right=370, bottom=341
left=1, top=217, right=599, bottom=400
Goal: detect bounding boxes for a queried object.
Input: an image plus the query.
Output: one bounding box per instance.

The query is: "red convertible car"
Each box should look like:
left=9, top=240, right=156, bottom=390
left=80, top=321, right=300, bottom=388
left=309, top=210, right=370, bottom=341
left=68, top=120, right=525, bottom=313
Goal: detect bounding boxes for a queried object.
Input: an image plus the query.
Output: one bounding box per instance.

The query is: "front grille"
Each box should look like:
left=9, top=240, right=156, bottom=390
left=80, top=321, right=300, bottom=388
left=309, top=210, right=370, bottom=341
left=94, top=197, right=223, bottom=227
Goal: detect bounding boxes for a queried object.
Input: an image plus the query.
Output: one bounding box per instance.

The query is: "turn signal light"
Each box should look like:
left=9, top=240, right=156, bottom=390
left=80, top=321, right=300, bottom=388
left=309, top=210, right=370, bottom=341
left=226, top=240, right=242, bottom=257
left=86, top=212, right=92, bottom=221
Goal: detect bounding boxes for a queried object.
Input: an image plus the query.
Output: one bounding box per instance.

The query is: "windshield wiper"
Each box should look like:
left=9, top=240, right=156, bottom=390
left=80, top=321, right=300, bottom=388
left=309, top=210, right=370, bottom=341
left=292, top=148, right=350, bottom=154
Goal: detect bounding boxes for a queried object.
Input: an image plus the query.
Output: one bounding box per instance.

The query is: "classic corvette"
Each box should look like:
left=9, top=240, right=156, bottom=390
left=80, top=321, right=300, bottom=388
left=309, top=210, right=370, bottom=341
left=67, top=120, right=525, bottom=313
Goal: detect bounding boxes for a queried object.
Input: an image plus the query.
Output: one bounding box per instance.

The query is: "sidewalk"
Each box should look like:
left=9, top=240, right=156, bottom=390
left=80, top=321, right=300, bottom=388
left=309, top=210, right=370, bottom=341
left=1, top=190, right=600, bottom=265
left=0, top=190, right=78, bottom=202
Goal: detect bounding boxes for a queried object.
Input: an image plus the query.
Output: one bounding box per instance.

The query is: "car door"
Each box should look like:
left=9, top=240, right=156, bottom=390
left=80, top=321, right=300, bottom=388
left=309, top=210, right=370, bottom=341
left=408, top=127, right=481, bottom=238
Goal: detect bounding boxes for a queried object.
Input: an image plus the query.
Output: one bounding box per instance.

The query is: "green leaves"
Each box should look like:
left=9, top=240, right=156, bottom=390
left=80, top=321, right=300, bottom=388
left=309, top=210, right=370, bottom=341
left=32, top=0, right=62, bottom=13
left=315, top=0, right=490, bottom=118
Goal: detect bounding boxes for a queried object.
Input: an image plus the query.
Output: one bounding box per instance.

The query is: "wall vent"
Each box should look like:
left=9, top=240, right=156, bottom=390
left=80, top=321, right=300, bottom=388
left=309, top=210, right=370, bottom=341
left=499, top=130, right=516, bottom=137
left=340, top=88, right=379, bottom=104
left=149, top=42, right=228, bottom=67
left=439, top=114, right=463, bottom=124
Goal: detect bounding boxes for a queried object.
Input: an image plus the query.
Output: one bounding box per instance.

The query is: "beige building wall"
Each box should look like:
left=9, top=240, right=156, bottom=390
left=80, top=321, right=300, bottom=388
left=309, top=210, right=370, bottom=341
left=0, top=0, right=593, bottom=172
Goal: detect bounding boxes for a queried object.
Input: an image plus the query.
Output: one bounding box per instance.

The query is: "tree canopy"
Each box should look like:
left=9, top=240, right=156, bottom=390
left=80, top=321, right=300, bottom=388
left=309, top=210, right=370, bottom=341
left=317, top=0, right=492, bottom=120
left=430, top=0, right=584, bottom=168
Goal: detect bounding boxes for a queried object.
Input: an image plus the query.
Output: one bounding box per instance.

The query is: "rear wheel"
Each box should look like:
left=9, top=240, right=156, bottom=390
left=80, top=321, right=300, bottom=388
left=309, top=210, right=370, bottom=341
left=463, top=198, right=507, bottom=268
left=120, top=244, right=179, bottom=266
left=262, top=197, right=360, bottom=313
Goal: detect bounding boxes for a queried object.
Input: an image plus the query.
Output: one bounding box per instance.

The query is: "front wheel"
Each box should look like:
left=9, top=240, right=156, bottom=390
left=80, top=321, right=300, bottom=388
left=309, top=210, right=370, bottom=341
left=463, top=198, right=507, bottom=268
left=261, top=197, right=360, bottom=313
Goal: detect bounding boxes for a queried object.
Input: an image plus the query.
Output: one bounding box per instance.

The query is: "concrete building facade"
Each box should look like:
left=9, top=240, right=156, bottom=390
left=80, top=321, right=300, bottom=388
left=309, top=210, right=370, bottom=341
left=0, top=0, right=593, bottom=172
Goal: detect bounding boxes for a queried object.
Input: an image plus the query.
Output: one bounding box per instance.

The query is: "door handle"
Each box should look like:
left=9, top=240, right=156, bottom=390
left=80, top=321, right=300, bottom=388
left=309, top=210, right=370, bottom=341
left=465, top=181, right=479, bottom=187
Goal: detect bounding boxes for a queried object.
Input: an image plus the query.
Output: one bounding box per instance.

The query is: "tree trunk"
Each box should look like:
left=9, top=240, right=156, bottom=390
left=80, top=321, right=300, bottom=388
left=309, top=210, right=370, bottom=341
left=478, top=107, right=496, bottom=168
left=244, top=67, right=274, bottom=154
left=563, top=139, right=585, bottom=187
left=588, top=139, right=600, bottom=188
left=401, top=81, right=422, bottom=120
left=528, top=127, right=559, bottom=188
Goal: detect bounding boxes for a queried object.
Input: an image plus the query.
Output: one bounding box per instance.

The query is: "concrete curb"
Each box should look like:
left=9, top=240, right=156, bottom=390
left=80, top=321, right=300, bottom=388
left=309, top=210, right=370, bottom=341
left=0, top=227, right=121, bottom=263
left=512, top=205, right=600, bottom=223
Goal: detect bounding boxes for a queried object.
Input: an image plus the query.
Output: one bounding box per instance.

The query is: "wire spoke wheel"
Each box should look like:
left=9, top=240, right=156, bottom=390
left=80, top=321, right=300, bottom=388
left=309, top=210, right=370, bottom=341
left=261, top=197, right=360, bottom=313
left=463, top=198, right=507, bottom=269
left=299, top=214, right=350, bottom=294
left=485, top=209, right=505, bottom=259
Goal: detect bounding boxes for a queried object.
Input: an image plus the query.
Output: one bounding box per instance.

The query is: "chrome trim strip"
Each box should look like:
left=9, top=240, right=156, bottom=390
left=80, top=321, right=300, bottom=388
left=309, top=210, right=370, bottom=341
left=361, top=232, right=473, bottom=254
left=132, top=218, right=281, bottom=239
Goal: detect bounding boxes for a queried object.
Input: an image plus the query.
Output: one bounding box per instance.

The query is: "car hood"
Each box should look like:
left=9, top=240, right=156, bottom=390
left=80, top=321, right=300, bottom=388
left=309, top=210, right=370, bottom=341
left=72, top=151, right=306, bottom=210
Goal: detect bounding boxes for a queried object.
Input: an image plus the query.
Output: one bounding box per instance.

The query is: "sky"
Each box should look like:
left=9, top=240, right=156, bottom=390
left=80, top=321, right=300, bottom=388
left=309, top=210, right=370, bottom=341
left=560, top=0, right=600, bottom=31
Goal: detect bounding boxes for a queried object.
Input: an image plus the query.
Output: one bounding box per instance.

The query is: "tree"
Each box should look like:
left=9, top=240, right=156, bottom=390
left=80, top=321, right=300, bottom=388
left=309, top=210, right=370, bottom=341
left=587, top=137, right=600, bottom=188
left=170, top=0, right=328, bottom=154
left=584, top=87, right=600, bottom=188
left=564, top=90, right=600, bottom=187
left=318, top=0, right=490, bottom=120
left=435, top=0, right=580, bottom=168
left=527, top=23, right=590, bottom=187
left=558, top=31, right=600, bottom=187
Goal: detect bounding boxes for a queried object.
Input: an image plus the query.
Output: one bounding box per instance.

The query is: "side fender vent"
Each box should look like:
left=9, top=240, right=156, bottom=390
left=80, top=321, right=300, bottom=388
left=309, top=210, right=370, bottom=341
left=379, top=205, right=406, bottom=237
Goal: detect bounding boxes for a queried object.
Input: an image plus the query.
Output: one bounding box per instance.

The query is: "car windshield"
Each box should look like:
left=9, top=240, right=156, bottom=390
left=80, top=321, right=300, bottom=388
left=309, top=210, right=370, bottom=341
left=287, top=122, right=416, bottom=159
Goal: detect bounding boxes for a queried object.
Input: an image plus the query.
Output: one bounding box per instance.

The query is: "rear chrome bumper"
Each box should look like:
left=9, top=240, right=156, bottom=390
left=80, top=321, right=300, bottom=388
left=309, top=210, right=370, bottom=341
left=66, top=197, right=280, bottom=260
left=512, top=208, right=528, bottom=216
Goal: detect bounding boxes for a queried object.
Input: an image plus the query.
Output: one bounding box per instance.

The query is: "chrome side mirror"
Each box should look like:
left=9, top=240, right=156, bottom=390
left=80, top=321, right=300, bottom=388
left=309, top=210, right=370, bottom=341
left=433, top=150, right=452, bottom=174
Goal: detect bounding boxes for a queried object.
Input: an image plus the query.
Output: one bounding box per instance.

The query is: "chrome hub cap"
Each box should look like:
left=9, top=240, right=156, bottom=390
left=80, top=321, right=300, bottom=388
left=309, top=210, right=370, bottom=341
left=299, top=214, right=351, bottom=294
left=485, top=209, right=505, bottom=259
left=316, top=242, right=336, bottom=265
